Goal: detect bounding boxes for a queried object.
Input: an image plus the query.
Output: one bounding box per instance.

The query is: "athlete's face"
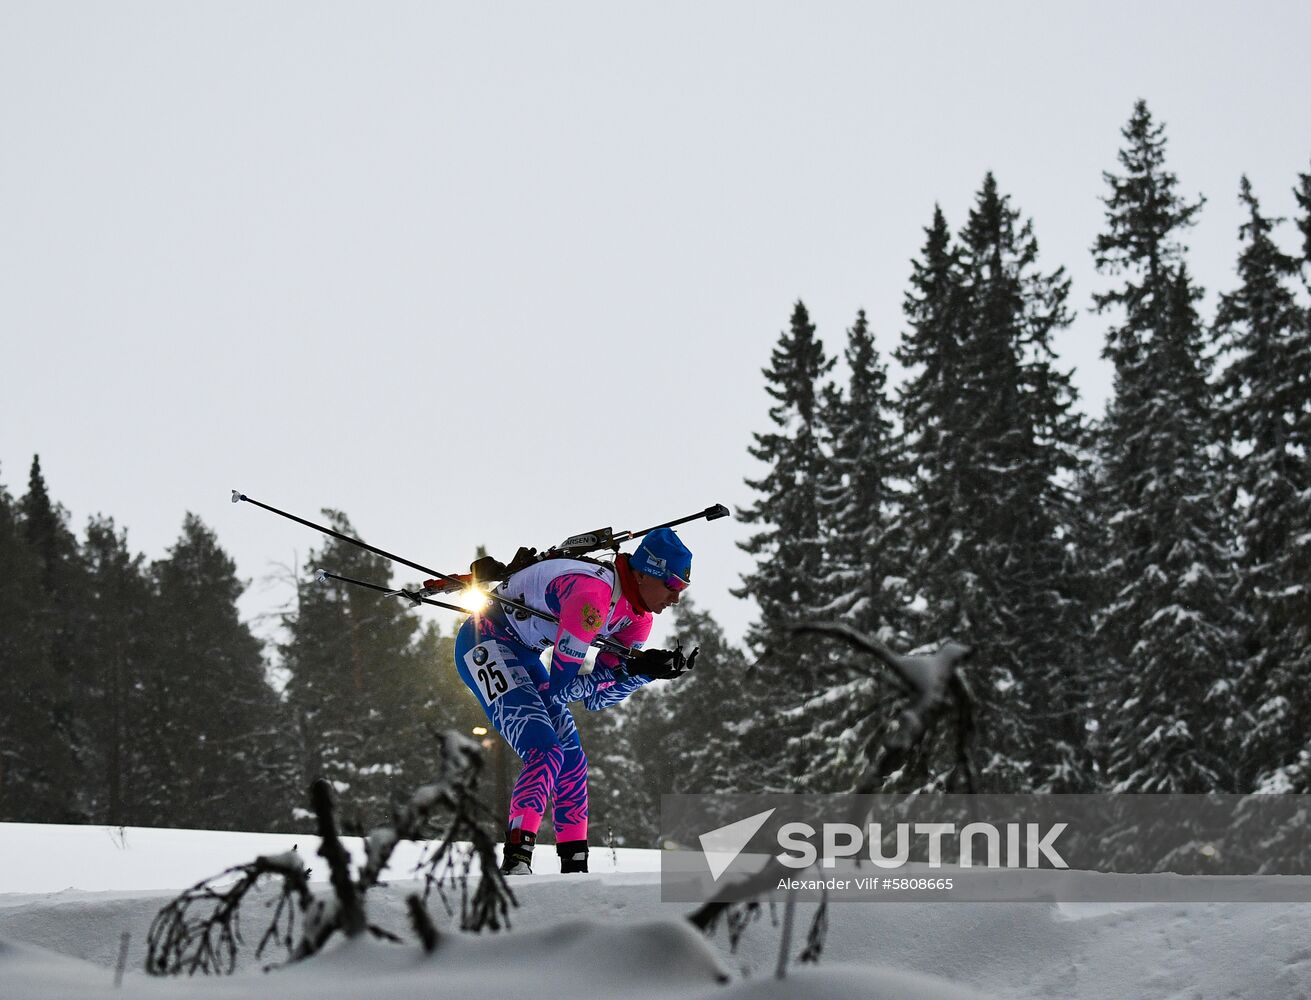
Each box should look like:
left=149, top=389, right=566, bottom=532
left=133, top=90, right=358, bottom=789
left=636, top=570, right=684, bottom=613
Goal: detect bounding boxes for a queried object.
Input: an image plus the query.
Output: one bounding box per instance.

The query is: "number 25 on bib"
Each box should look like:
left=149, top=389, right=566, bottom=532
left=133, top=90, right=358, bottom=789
left=463, top=642, right=529, bottom=708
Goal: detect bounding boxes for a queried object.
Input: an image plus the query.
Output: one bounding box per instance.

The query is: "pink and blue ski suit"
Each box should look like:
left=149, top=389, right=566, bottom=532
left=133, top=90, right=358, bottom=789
left=453, top=558, right=652, bottom=843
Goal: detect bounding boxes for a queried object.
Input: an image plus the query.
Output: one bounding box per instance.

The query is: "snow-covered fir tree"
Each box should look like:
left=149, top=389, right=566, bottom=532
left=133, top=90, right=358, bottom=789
left=8, top=457, right=88, bottom=821
left=1297, top=163, right=1311, bottom=262
left=660, top=596, right=754, bottom=796
left=815, top=310, right=906, bottom=632
left=1090, top=101, right=1240, bottom=793
left=895, top=206, right=969, bottom=509
left=0, top=465, right=49, bottom=822
left=890, top=206, right=973, bottom=792
left=412, top=619, right=488, bottom=759
left=732, top=301, right=834, bottom=792
left=790, top=311, right=911, bottom=793
left=953, top=174, right=1092, bottom=792
left=79, top=516, right=154, bottom=827
left=737, top=301, right=835, bottom=641
left=1216, top=175, right=1311, bottom=792
left=145, top=514, right=286, bottom=830
left=280, top=514, right=446, bottom=832
left=895, top=179, right=1090, bottom=792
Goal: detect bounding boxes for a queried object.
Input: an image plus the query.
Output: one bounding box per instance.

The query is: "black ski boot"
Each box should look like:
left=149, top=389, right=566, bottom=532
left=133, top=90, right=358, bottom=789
left=499, top=829, right=535, bottom=876
left=557, top=839, right=589, bottom=874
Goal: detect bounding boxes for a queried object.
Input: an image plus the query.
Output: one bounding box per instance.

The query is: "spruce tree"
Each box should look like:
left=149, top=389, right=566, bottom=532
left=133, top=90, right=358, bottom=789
left=1296, top=163, right=1311, bottom=263
left=791, top=311, right=911, bottom=792
left=79, top=517, right=154, bottom=825
left=896, top=206, right=970, bottom=606
left=660, top=597, right=753, bottom=796
left=732, top=301, right=834, bottom=791
left=1090, top=101, right=1240, bottom=793
left=0, top=467, right=46, bottom=821
left=14, top=456, right=87, bottom=820
left=280, top=513, right=438, bottom=832
left=816, top=310, right=905, bottom=632
left=413, top=620, right=486, bottom=753
left=956, top=173, right=1090, bottom=792
left=895, top=182, right=1089, bottom=792
left=737, top=301, right=835, bottom=642
left=144, top=514, right=284, bottom=830
left=1217, top=175, right=1311, bottom=791
left=889, top=206, right=973, bottom=791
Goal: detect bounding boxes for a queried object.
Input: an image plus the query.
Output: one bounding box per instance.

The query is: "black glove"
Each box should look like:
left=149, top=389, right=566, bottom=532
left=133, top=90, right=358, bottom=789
left=628, top=643, right=699, bottom=680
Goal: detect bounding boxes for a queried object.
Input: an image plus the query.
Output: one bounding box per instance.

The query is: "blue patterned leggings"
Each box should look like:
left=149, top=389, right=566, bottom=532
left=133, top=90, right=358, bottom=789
left=454, top=615, right=588, bottom=841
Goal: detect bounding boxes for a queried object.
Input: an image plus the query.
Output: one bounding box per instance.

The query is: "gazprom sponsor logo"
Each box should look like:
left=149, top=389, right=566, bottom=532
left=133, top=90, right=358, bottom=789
left=557, top=632, right=591, bottom=661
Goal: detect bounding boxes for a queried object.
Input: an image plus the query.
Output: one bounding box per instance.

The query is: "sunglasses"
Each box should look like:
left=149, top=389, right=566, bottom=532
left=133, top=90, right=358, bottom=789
left=663, top=574, right=689, bottom=593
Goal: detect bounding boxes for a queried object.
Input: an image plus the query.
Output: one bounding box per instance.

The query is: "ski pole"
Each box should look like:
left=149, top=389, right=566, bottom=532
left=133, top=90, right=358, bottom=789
left=231, top=491, right=615, bottom=642
left=233, top=491, right=446, bottom=581
left=315, top=569, right=635, bottom=658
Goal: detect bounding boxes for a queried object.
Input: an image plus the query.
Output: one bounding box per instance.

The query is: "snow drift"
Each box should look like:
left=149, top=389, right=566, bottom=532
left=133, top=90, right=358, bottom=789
left=3, top=823, right=1311, bottom=999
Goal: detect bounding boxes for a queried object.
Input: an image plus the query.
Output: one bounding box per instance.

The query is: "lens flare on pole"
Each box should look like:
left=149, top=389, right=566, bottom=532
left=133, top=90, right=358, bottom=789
left=456, top=585, right=491, bottom=614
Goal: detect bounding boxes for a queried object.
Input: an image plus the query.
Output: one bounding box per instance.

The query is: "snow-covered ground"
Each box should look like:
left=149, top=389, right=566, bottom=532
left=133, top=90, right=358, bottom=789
left=2, top=823, right=1310, bottom=999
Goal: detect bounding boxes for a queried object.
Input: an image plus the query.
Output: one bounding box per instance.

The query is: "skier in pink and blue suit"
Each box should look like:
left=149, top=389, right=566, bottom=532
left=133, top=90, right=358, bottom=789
left=453, top=527, right=696, bottom=875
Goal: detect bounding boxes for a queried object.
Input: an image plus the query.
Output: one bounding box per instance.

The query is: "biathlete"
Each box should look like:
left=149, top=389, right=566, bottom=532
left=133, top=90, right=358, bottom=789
left=453, top=527, right=697, bottom=875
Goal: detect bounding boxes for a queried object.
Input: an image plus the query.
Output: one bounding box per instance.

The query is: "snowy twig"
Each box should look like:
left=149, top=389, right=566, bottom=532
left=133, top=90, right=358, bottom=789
left=145, top=850, right=312, bottom=976
left=407, top=894, right=439, bottom=953
left=689, top=898, right=750, bottom=950
left=308, top=778, right=366, bottom=940
left=775, top=888, right=797, bottom=979
left=146, top=731, right=518, bottom=976
left=790, top=622, right=973, bottom=747
left=412, top=735, right=516, bottom=933
left=798, top=890, right=829, bottom=965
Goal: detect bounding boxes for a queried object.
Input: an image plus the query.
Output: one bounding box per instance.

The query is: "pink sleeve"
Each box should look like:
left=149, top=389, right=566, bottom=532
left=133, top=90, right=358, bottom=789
left=544, top=574, right=614, bottom=697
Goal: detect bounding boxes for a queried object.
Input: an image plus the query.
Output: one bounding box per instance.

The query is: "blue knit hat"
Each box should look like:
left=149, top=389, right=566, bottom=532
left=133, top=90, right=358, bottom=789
left=629, top=527, right=693, bottom=586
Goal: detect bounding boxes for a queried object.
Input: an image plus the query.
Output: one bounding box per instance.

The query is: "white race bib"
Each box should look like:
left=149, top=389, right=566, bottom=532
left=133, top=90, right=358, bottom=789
left=463, top=642, right=531, bottom=708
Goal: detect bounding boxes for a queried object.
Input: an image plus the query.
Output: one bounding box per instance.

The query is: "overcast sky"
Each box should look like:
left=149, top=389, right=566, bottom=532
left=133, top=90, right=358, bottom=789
left=3, top=1, right=1309, bottom=648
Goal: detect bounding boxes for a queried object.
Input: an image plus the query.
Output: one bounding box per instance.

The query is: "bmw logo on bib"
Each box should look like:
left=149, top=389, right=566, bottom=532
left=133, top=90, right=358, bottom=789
left=472, top=645, right=489, bottom=666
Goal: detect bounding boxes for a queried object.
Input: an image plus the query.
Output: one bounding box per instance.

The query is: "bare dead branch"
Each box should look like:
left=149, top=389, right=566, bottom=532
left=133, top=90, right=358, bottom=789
left=308, top=778, right=365, bottom=939
left=146, top=850, right=311, bottom=976
left=797, top=891, right=829, bottom=965
left=147, top=731, right=518, bottom=976
left=407, top=893, right=439, bottom=953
